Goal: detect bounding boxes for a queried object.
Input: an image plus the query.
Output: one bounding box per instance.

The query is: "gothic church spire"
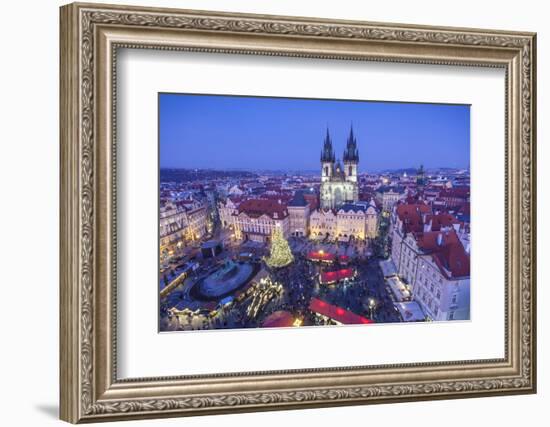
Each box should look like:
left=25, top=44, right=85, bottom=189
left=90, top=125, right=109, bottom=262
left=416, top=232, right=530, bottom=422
left=343, top=124, right=359, bottom=163
left=320, top=127, right=336, bottom=163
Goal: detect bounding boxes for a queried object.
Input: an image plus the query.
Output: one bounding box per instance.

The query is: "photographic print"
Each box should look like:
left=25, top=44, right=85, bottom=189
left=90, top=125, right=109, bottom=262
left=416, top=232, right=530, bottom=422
left=60, top=6, right=536, bottom=420
left=159, top=94, right=471, bottom=332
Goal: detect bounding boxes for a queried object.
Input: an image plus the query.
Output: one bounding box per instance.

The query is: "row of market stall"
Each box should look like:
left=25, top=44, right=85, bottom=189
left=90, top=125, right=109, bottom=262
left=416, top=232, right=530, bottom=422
left=260, top=298, right=374, bottom=329
left=306, top=250, right=356, bottom=285
left=305, top=250, right=372, bottom=324
left=307, top=250, right=350, bottom=265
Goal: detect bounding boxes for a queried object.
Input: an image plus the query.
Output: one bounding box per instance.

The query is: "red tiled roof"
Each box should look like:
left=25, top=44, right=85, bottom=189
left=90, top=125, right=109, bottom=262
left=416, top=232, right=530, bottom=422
left=439, top=187, right=470, bottom=199
left=432, top=243, right=470, bottom=278
left=396, top=203, right=432, bottom=233
left=237, top=199, right=289, bottom=219
left=404, top=194, right=420, bottom=204
left=416, top=229, right=460, bottom=250
left=309, top=298, right=373, bottom=325
left=228, top=195, right=245, bottom=204
left=415, top=230, right=470, bottom=278
left=303, top=194, right=319, bottom=210
left=320, top=268, right=354, bottom=284
left=264, top=193, right=293, bottom=201
left=425, top=213, right=460, bottom=231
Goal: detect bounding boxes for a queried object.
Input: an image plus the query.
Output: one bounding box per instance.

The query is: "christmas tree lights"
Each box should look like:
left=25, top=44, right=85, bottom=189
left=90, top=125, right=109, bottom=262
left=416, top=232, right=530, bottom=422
left=265, top=227, right=294, bottom=268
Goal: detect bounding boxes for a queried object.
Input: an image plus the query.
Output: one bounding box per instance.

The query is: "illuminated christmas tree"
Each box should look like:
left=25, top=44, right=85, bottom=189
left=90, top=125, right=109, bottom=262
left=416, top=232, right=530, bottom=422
left=265, top=227, right=294, bottom=268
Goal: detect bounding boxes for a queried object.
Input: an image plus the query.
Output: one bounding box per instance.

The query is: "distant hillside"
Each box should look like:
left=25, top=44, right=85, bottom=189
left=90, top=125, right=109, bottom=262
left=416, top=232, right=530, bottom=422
left=160, top=168, right=258, bottom=182
left=379, top=167, right=419, bottom=175
left=378, top=167, right=467, bottom=175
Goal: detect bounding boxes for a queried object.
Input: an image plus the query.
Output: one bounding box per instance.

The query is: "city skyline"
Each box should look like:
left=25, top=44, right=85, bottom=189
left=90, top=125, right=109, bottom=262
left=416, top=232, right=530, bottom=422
left=159, top=165, right=468, bottom=173
left=159, top=92, right=471, bottom=332
left=159, top=93, right=470, bottom=172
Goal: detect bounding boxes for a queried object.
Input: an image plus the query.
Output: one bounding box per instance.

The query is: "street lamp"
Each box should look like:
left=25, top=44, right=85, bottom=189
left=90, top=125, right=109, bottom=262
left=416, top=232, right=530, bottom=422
left=368, top=298, right=377, bottom=320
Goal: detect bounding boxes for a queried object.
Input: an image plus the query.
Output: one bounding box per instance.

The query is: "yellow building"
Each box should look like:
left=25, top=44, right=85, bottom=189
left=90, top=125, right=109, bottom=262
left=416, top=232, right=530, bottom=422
left=309, top=200, right=379, bottom=241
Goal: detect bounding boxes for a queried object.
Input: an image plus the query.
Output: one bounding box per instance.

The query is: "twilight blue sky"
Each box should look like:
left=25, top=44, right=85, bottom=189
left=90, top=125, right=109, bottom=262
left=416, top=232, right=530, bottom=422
left=159, top=93, right=470, bottom=172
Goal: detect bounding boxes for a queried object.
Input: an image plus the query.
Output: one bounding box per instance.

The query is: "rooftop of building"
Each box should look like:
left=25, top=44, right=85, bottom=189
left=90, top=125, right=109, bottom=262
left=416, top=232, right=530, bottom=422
left=288, top=191, right=309, bottom=207
left=377, top=185, right=406, bottom=194
left=237, top=198, right=289, bottom=219
left=439, top=186, right=471, bottom=198
left=424, top=213, right=460, bottom=231
left=338, top=201, right=377, bottom=214
left=415, top=229, right=470, bottom=278
left=303, top=193, right=319, bottom=210
left=395, top=203, right=432, bottom=233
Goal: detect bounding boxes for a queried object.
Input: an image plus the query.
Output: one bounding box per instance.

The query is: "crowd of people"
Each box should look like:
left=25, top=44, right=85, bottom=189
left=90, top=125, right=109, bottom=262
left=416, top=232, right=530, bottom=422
left=161, top=233, right=401, bottom=331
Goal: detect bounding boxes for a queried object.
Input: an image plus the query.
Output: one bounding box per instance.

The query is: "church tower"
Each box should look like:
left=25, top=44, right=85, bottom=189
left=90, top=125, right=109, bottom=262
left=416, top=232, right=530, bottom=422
left=320, top=125, right=359, bottom=210
left=320, top=128, right=335, bottom=183
left=416, top=164, right=426, bottom=187
left=343, top=125, right=359, bottom=183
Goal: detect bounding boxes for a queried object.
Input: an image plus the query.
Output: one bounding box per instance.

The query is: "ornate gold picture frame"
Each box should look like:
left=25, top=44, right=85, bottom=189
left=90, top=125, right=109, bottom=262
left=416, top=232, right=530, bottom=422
left=60, top=2, right=536, bottom=423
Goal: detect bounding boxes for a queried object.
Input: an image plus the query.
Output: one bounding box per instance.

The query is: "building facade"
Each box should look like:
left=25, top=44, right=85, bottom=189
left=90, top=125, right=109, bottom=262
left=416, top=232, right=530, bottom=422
left=218, top=196, right=242, bottom=229
left=233, top=199, right=290, bottom=243
left=336, top=201, right=379, bottom=240
left=309, top=209, right=337, bottom=239
left=180, top=201, right=208, bottom=243
left=287, top=191, right=310, bottom=237
left=159, top=199, right=208, bottom=257
left=364, top=201, right=379, bottom=238
left=390, top=202, right=432, bottom=272
left=414, top=238, right=470, bottom=321
left=309, top=200, right=379, bottom=241
left=375, top=186, right=406, bottom=212
left=390, top=202, right=470, bottom=321
left=159, top=201, right=188, bottom=256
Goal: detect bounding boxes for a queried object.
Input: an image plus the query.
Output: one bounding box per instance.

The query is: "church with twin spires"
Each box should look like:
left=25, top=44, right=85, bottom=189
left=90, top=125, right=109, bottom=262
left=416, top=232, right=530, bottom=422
left=218, top=124, right=378, bottom=242
left=320, top=126, right=360, bottom=209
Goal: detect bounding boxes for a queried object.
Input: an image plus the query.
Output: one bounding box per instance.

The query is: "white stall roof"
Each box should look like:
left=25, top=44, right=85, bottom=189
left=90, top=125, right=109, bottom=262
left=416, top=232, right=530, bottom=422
left=395, top=301, right=426, bottom=322
left=386, top=276, right=411, bottom=302
left=379, top=259, right=398, bottom=277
